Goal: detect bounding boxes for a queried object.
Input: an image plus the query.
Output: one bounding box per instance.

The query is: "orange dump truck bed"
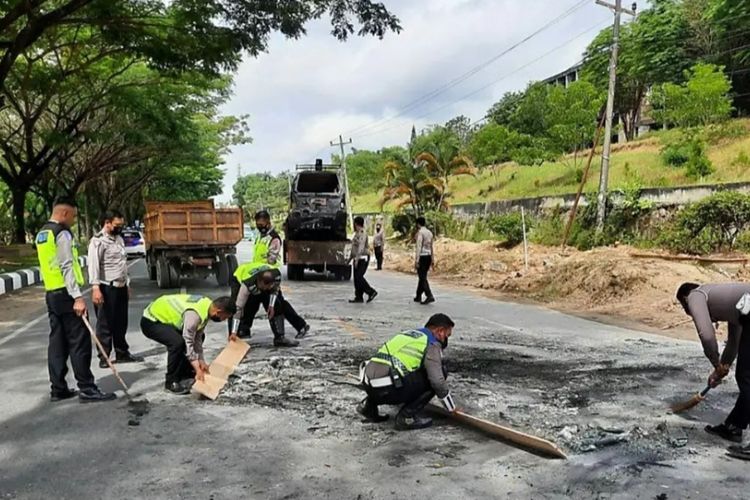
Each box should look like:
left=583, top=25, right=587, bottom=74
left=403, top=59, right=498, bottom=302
left=144, top=200, right=243, bottom=248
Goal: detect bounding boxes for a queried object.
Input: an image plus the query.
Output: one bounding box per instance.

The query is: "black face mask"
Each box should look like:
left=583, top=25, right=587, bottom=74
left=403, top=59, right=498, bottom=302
left=257, top=225, right=270, bottom=235
left=440, top=337, right=448, bottom=349
left=111, top=225, right=124, bottom=236
left=209, top=314, right=222, bottom=322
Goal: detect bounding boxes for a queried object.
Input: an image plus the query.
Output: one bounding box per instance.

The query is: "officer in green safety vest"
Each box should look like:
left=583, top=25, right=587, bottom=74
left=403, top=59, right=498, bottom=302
left=36, top=197, right=116, bottom=403
left=141, top=294, right=236, bottom=394
left=358, top=313, right=457, bottom=430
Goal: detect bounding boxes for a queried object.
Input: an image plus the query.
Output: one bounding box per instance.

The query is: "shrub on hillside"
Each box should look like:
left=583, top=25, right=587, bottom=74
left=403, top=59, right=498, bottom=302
left=485, top=212, right=530, bottom=248
left=391, top=213, right=414, bottom=237
left=660, top=133, right=714, bottom=178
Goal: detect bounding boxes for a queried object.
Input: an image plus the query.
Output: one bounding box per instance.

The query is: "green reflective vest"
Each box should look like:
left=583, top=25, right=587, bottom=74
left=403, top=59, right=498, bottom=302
left=253, top=230, right=281, bottom=270
left=35, top=221, right=84, bottom=291
left=143, top=294, right=212, bottom=330
left=233, top=262, right=273, bottom=283
left=370, top=330, right=429, bottom=377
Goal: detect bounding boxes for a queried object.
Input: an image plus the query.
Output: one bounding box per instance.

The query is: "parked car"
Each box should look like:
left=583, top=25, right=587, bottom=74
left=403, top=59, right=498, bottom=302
left=122, top=229, right=146, bottom=258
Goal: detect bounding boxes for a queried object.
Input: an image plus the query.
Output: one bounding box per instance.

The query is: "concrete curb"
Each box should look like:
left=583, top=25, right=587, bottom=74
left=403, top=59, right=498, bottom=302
left=0, top=256, right=88, bottom=296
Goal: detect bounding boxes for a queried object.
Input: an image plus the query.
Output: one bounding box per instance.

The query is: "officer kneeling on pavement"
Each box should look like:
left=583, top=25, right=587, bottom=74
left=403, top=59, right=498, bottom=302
left=358, top=313, right=457, bottom=430
left=140, top=294, right=236, bottom=395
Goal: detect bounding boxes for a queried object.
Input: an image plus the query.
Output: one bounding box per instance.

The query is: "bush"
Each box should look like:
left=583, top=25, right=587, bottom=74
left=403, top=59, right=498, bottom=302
left=661, top=141, right=692, bottom=167
left=732, top=151, right=750, bottom=168
left=485, top=212, right=530, bottom=248
left=665, top=191, right=750, bottom=253
left=391, top=213, right=414, bottom=237
left=660, top=133, right=714, bottom=179
left=685, top=151, right=715, bottom=179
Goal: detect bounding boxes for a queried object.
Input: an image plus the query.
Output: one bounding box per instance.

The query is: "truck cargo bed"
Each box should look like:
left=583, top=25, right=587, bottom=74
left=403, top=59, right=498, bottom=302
left=144, top=201, right=243, bottom=248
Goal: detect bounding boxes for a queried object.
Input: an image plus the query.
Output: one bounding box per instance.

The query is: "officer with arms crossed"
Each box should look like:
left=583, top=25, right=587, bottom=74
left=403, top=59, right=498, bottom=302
left=140, top=294, right=236, bottom=395
left=36, top=198, right=116, bottom=403
left=88, top=210, right=142, bottom=368
left=358, top=313, right=457, bottom=430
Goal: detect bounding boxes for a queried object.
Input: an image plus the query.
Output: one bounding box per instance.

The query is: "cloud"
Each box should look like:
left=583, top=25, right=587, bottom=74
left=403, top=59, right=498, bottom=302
left=217, top=0, right=613, bottom=201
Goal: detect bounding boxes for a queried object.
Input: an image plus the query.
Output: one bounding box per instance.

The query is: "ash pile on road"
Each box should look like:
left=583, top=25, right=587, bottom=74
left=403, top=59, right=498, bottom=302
left=219, top=319, right=714, bottom=462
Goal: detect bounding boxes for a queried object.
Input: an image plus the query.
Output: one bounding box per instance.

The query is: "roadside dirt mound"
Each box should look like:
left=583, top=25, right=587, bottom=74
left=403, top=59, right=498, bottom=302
left=387, top=238, right=742, bottom=335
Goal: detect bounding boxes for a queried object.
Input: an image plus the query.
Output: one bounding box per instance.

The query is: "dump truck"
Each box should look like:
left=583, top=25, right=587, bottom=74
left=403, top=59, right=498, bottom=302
left=283, top=160, right=352, bottom=281
left=144, top=200, right=243, bottom=289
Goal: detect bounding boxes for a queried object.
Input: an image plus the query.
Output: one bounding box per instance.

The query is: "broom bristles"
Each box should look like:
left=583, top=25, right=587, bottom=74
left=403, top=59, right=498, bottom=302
left=670, top=393, right=704, bottom=413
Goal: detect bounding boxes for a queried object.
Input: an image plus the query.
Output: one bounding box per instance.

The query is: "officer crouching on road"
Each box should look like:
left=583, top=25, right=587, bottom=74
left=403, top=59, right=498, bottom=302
left=140, top=294, right=236, bottom=395
left=88, top=210, right=142, bottom=368
left=36, top=197, right=116, bottom=403
left=358, top=313, right=457, bottom=430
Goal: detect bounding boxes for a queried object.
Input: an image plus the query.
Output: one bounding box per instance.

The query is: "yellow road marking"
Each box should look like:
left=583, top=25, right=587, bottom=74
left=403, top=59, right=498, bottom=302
left=336, top=318, right=366, bottom=340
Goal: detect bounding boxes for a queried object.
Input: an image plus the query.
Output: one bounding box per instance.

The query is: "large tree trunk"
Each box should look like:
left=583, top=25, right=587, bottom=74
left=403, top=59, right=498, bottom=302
left=10, top=186, right=27, bottom=243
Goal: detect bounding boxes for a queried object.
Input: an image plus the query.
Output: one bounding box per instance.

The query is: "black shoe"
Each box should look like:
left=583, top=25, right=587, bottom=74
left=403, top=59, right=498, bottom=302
left=50, top=388, right=78, bottom=402
left=421, top=297, right=436, bottom=305
left=706, top=423, right=743, bottom=443
left=165, top=381, right=191, bottom=395
left=237, top=330, right=252, bottom=339
left=349, top=298, right=364, bottom=303
left=413, top=297, right=422, bottom=303
left=116, top=352, right=143, bottom=363
left=99, top=358, right=110, bottom=369
left=295, top=324, right=310, bottom=340
left=394, top=412, right=433, bottom=431
left=366, top=291, right=378, bottom=303
left=79, top=388, right=117, bottom=403
left=273, top=336, right=299, bottom=348
left=357, top=398, right=389, bottom=423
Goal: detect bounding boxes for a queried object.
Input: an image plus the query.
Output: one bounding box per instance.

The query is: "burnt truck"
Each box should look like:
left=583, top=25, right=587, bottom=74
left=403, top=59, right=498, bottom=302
left=144, top=200, right=243, bottom=289
left=283, top=160, right=352, bottom=281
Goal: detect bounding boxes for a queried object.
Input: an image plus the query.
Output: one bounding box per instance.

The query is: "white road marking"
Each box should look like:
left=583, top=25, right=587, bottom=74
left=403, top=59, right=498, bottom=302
left=472, top=316, right=525, bottom=334
left=0, top=259, right=142, bottom=347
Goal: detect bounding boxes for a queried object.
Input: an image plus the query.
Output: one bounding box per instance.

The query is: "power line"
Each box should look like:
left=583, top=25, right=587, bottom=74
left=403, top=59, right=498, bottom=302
left=340, top=0, right=591, bottom=138
left=353, top=19, right=608, bottom=141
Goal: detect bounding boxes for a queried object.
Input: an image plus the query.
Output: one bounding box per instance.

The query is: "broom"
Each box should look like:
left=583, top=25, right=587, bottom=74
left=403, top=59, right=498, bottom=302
left=670, top=385, right=710, bottom=413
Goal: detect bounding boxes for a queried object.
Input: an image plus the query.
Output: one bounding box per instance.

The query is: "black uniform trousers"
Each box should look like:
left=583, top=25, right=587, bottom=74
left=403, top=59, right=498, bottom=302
left=366, top=369, right=435, bottom=416
left=727, top=318, right=750, bottom=429
left=374, top=246, right=384, bottom=270
left=94, top=284, right=130, bottom=360
left=416, top=255, right=434, bottom=300
left=353, top=258, right=375, bottom=300
left=46, top=290, right=97, bottom=393
left=229, top=277, right=306, bottom=335
left=140, top=317, right=195, bottom=384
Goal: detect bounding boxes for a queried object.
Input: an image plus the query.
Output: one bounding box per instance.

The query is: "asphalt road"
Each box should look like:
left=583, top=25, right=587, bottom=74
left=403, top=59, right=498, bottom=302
left=1, top=242, right=749, bottom=499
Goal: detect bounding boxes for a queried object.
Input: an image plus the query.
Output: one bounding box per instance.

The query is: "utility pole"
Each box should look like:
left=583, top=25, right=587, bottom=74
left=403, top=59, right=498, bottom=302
left=330, top=135, right=354, bottom=233
left=594, top=0, right=636, bottom=233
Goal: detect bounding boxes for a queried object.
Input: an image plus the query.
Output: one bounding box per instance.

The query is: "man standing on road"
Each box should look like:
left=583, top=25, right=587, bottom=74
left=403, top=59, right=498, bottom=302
left=676, top=282, right=750, bottom=444
left=357, top=313, right=457, bottom=430
left=349, top=216, right=377, bottom=304
left=414, top=216, right=435, bottom=305
left=88, top=210, right=142, bottom=369
left=230, top=209, right=309, bottom=338
left=141, top=294, right=236, bottom=394
left=230, top=265, right=301, bottom=347
left=35, top=198, right=116, bottom=403
left=373, top=222, right=385, bottom=271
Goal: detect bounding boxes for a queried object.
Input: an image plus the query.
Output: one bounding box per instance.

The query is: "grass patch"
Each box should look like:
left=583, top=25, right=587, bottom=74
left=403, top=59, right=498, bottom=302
left=0, top=253, right=39, bottom=274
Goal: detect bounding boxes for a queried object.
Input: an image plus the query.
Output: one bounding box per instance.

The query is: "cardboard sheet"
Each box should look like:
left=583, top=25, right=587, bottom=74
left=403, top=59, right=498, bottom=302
left=192, top=339, right=250, bottom=400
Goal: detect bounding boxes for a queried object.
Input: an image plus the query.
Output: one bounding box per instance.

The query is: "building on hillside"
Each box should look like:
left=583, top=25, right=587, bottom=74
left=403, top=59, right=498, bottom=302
left=542, top=63, right=582, bottom=88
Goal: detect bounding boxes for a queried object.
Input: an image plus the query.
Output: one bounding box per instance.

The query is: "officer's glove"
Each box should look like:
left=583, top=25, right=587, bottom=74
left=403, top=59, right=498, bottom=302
left=440, top=392, right=457, bottom=413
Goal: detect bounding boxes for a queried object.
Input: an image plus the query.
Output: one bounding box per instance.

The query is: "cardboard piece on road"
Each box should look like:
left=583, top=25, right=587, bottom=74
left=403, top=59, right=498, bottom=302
left=192, top=339, right=250, bottom=400
left=427, top=405, right=567, bottom=459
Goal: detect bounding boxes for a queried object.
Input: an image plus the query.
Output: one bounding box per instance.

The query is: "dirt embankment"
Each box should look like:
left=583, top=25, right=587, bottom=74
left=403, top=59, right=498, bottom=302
left=386, top=238, right=748, bottom=340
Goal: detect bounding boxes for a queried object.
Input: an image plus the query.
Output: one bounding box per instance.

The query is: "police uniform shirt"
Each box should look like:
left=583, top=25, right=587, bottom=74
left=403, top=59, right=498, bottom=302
left=88, top=231, right=129, bottom=286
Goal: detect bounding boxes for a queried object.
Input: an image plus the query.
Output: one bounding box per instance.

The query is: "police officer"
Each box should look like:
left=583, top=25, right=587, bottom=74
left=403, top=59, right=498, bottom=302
left=373, top=222, right=385, bottom=271
left=239, top=209, right=309, bottom=336
left=88, top=210, right=142, bottom=368
left=140, top=294, right=236, bottom=394
left=230, top=264, right=300, bottom=347
left=349, top=216, right=377, bottom=303
left=36, top=198, right=116, bottom=403
left=414, top=216, right=435, bottom=305
left=677, top=282, right=750, bottom=447
left=358, top=313, right=457, bottom=430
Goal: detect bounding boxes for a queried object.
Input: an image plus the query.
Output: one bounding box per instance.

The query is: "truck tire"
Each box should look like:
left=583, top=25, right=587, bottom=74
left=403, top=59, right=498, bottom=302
left=169, top=260, right=181, bottom=288
left=156, top=256, right=172, bottom=289
left=147, top=255, right=157, bottom=280
left=226, top=254, right=238, bottom=277
left=215, top=256, right=230, bottom=287
left=287, top=264, right=304, bottom=281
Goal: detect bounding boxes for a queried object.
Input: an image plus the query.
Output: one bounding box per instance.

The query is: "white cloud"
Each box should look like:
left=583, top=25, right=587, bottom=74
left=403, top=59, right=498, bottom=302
left=217, top=0, right=614, bottom=201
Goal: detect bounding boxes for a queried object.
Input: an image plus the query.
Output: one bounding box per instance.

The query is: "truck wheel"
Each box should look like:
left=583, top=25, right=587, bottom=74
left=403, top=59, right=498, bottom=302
left=169, top=261, right=181, bottom=288
left=287, top=264, right=303, bottom=281
left=156, top=257, right=172, bottom=289
left=226, top=254, right=238, bottom=277
left=147, top=255, right=157, bottom=280
left=215, top=257, right=230, bottom=287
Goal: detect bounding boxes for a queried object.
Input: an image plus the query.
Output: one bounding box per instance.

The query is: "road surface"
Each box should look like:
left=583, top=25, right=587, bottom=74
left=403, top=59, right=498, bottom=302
left=1, top=242, right=748, bottom=499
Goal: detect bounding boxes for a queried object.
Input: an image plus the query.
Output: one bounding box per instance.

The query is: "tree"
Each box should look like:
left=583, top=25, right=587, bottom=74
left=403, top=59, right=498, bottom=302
left=443, top=115, right=475, bottom=148
left=0, top=1, right=401, bottom=92
left=545, top=81, right=604, bottom=168
left=234, top=172, right=289, bottom=218
left=708, top=0, right=750, bottom=113
left=467, top=123, right=534, bottom=167
left=333, top=149, right=385, bottom=195
left=412, top=126, right=477, bottom=210
left=509, top=83, right=550, bottom=137
left=381, top=148, right=433, bottom=215
left=487, top=91, right=524, bottom=126
left=653, top=63, right=733, bottom=127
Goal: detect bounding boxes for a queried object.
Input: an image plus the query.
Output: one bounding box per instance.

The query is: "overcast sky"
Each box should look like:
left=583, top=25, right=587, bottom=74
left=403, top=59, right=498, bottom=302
left=216, top=0, right=619, bottom=202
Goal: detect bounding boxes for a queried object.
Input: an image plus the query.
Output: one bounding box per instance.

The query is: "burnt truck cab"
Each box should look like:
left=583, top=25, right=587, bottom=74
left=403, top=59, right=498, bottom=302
left=285, top=167, right=347, bottom=241
left=284, top=160, right=352, bottom=281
